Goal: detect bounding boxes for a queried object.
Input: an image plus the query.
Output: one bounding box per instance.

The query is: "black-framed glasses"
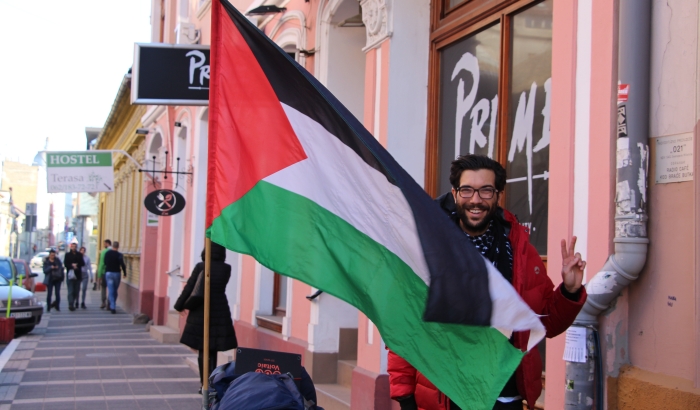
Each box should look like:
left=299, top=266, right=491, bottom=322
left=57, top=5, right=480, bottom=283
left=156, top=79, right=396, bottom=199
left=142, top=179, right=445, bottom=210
left=456, top=186, right=498, bottom=199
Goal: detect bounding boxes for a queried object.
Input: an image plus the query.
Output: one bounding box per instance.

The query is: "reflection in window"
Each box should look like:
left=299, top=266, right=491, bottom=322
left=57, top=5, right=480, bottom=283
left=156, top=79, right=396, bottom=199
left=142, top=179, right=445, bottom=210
left=448, top=0, right=468, bottom=9
left=505, top=0, right=553, bottom=255
left=438, top=23, right=501, bottom=195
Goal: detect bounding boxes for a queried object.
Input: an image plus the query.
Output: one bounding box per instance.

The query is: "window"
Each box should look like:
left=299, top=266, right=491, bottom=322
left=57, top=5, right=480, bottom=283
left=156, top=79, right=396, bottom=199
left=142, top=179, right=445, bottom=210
left=0, top=261, right=13, bottom=281
left=273, top=273, right=287, bottom=316
left=428, top=0, right=553, bottom=255
left=15, top=263, right=26, bottom=277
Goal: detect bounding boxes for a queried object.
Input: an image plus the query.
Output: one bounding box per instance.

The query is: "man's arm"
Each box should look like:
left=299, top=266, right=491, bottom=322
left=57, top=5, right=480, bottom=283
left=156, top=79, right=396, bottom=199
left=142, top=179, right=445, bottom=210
left=387, top=350, right=418, bottom=399
left=529, top=245, right=587, bottom=338
left=120, top=254, right=127, bottom=277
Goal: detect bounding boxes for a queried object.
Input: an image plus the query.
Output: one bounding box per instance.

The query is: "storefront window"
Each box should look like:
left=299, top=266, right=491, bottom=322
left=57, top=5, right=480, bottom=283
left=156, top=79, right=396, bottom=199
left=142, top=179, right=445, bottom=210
left=430, top=0, right=553, bottom=255
left=438, top=23, right=501, bottom=195
left=505, top=0, right=552, bottom=254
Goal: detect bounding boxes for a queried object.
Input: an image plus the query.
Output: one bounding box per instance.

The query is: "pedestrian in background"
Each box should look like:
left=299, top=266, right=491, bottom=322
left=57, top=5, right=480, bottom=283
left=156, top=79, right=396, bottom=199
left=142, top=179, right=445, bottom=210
left=97, top=239, right=111, bottom=309
left=103, top=241, right=127, bottom=314
left=79, top=246, right=93, bottom=309
left=42, top=249, right=63, bottom=312
left=174, top=243, right=238, bottom=392
left=64, top=240, right=84, bottom=312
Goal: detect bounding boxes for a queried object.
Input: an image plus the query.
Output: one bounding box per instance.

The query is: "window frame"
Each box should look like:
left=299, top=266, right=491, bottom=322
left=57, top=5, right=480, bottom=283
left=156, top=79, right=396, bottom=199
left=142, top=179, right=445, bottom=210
left=272, top=273, right=287, bottom=317
left=426, top=0, right=550, bottom=261
left=427, top=0, right=542, bottom=197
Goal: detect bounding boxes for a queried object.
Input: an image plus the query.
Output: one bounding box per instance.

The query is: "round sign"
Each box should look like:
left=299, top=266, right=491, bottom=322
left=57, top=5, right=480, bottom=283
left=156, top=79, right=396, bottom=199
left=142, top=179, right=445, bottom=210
left=144, top=189, right=186, bottom=216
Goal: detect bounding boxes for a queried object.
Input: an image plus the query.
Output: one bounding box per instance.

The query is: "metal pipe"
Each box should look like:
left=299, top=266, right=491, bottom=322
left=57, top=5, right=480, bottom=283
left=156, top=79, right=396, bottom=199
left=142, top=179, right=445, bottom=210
left=564, top=0, right=651, bottom=408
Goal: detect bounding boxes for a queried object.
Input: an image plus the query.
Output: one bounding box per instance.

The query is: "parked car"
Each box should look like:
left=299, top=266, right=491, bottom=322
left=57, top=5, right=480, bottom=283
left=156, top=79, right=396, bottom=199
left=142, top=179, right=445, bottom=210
left=30, top=252, right=49, bottom=270
left=0, top=258, right=42, bottom=335
left=13, top=259, right=45, bottom=293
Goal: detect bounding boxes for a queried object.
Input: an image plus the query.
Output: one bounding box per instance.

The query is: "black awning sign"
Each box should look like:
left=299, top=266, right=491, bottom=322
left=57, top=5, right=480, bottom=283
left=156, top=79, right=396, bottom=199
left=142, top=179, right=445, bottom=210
left=132, top=43, right=210, bottom=106
left=144, top=189, right=186, bottom=216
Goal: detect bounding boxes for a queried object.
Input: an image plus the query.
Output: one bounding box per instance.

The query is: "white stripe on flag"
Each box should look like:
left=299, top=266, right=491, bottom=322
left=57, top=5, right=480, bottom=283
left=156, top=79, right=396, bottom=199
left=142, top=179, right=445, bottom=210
left=265, top=104, right=430, bottom=285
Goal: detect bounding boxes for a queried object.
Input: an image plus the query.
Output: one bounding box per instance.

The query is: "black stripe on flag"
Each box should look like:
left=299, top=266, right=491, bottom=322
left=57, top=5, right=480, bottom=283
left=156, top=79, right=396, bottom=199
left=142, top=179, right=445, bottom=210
left=220, top=0, right=493, bottom=326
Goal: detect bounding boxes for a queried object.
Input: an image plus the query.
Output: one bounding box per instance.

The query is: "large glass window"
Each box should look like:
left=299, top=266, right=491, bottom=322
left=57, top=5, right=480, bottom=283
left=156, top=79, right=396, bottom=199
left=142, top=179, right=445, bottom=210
left=438, top=23, right=501, bottom=194
left=429, top=0, right=553, bottom=256
left=505, top=1, right=552, bottom=254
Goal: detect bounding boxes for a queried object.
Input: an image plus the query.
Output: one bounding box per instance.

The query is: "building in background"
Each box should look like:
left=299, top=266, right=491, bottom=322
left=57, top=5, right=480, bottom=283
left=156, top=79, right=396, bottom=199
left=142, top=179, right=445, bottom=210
left=95, top=73, right=149, bottom=315
left=114, top=1, right=700, bottom=409
left=0, top=160, right=38, bottom=260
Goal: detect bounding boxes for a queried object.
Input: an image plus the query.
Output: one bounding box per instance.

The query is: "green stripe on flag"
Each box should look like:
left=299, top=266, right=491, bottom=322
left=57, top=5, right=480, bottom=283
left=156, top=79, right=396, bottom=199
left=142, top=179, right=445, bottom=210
left=208, top=181, right=523, bottom=409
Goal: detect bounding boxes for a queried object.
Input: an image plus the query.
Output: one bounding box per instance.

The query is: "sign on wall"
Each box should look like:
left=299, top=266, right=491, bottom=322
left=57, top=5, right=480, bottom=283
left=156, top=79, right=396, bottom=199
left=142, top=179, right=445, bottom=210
left=655, top=133, right=694, bottom=184
left=46, top=152, right=115, bottom=193
left=131, top=43, right=210, bottom=106
left=144, top=189, right=186, bottom=216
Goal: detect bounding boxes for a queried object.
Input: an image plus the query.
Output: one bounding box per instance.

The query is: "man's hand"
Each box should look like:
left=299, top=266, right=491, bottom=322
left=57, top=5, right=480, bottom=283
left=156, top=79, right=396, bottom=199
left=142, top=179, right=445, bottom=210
left=561, top=237, right=585, bottom=293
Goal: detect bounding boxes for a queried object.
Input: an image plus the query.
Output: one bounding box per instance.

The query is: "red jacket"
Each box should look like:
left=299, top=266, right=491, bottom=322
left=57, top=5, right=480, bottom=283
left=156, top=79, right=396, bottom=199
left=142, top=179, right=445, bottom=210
left=388, top=210, right=587, bottom=410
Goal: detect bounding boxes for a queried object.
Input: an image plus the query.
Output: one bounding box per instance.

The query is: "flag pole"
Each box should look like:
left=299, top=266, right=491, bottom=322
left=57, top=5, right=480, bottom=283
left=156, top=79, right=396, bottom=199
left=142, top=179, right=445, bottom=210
left=201, top=236, right=212, bottom=408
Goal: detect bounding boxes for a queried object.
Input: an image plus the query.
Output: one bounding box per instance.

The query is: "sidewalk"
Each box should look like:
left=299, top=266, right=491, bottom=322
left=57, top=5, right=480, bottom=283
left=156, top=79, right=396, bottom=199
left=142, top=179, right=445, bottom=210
left=0, top=284, right=202, bottom=409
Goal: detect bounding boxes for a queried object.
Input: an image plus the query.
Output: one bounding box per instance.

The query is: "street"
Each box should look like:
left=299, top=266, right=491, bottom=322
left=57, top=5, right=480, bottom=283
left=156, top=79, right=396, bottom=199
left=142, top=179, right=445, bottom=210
left=0, top=286, right=201, bottom=409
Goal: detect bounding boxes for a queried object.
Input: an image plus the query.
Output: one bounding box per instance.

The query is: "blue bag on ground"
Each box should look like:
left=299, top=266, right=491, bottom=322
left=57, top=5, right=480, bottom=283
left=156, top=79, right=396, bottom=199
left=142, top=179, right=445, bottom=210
left=209, top=361, right=323, bottom=410
left=216, top=372, right=303, bottom=410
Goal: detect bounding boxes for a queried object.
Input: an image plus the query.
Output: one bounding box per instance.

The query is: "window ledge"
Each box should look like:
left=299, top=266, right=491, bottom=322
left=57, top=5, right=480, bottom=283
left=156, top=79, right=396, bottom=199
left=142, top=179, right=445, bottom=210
left=256, top=315, right=283, bottom=333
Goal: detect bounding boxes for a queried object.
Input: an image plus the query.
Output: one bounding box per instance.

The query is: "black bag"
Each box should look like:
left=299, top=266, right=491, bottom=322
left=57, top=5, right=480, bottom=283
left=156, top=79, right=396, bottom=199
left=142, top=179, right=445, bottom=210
left=51, top=266, right=65, bottom=282
left=183, top=270, right=204, bottom=310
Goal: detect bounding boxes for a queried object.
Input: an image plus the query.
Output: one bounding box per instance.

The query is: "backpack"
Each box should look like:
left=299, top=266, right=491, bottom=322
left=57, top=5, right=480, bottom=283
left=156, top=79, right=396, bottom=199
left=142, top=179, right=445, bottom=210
left=216, top=372, right=305, bottom=410
left=209, top=363, right=322, bottom=410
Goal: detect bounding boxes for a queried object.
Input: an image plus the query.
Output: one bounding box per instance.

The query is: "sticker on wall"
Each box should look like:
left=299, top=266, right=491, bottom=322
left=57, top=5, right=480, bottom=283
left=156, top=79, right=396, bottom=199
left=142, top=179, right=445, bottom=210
left=144, top=189, right=186, bottom=216
left=146, top=211, right=159, bottom=226
left=618, top=83, right=630, bottom=104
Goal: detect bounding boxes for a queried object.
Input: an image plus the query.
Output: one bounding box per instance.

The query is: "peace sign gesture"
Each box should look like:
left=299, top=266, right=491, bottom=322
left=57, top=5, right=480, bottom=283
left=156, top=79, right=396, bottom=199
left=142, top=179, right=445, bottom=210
left=561, top=236, right=585, bottom=293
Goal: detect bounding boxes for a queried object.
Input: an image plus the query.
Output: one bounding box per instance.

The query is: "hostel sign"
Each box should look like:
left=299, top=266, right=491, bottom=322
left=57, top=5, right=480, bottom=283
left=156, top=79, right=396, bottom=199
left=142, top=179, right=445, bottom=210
left=46, top=152, right=115, bottom=193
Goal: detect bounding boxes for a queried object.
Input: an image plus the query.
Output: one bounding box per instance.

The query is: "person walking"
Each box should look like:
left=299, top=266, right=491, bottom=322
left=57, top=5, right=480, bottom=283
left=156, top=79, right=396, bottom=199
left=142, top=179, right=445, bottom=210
left=79, top=246, right=93, bottom=309
left=174, top=243, right=238, bottom=392
left=103, top=241, right=127, bottom=314
left=64, top=240, right=85, bottom=312
left=42, top=249, right=63, bottom=312
left=97, top=239, right=111, bottom=309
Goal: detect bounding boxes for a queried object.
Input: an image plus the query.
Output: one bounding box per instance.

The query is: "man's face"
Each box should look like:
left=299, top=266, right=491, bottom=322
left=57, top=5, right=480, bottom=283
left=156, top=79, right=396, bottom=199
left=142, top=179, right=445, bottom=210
left=70, top=243, right=77, bottom=252
left=49, top=252, right=55, bottom=260
left=104, top=241, right=110, bottom=248
left=451, top=169, right=500, bottom=236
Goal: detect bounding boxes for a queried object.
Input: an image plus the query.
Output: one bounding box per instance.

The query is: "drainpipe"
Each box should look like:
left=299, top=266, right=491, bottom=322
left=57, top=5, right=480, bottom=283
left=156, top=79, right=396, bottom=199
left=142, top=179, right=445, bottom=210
left=564, top=0, right=651, bottom=409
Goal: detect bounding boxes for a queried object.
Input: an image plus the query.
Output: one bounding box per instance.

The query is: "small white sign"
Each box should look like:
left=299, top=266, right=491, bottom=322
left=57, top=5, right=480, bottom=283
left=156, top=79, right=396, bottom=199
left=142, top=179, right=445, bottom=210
left=563, top=327, right=587, bottom=363
left=655, top=134, right=694, bottom=184
left=147, top=211, right=159, bottom=227
left=46, top=151, right=115, bottom=193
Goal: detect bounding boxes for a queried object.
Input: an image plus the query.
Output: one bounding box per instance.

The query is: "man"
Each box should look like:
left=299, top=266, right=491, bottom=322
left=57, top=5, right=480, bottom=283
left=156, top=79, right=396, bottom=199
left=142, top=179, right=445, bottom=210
left=97, top=239, right=111, bottom=309
left=103, top=241, right=127, bottom=314
left=388, top=155, right=587, bottom=410
left=63, top=240, right=84, bottom=312
left=79, top=246, right=93, bottom=309
left=42, top=249, right=63, bottom=312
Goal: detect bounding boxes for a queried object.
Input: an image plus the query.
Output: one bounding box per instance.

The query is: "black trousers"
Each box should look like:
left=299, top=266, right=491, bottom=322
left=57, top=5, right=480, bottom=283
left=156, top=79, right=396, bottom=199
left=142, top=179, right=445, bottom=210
left=198, top=349, right=218, bottom=386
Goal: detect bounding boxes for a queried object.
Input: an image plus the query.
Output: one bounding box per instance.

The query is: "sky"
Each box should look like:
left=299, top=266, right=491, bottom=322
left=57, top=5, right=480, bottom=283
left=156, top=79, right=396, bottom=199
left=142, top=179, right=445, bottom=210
left=0, top=0, right=152, bottom=165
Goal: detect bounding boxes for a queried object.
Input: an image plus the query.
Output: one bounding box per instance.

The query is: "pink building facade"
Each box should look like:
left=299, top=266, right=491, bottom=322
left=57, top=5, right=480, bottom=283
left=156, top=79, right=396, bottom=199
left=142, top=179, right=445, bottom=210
left=121, top=0, right=700, bottom=408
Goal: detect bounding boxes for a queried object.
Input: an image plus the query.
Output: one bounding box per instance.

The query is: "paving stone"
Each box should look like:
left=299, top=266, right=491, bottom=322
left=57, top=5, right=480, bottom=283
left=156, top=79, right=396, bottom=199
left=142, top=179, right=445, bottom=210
left=13, top=385, right=44, bottom=400
left=167, top=398, right=202, bottom=410
left=105, top=400, right=139, bottom=410
left=76, top=400, right=108, bottom=410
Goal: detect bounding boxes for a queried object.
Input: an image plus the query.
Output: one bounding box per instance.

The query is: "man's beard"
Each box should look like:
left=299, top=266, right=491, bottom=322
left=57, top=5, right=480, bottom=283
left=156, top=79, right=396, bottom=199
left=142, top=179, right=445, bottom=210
left=455, top=202, right=498, bottom=235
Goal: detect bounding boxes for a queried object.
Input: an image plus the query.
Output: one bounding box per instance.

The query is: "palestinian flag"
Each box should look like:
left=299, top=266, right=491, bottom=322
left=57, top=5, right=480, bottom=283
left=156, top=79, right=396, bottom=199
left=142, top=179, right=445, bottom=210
left=207, top=1, right=545, bottom=408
